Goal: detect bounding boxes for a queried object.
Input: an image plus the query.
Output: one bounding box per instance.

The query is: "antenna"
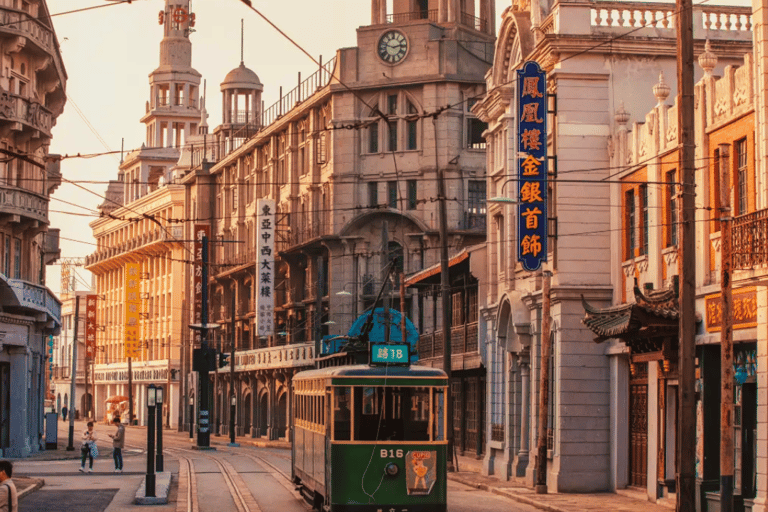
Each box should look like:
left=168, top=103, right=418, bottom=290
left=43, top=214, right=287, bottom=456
left=240, top=19, right=244, bottom=64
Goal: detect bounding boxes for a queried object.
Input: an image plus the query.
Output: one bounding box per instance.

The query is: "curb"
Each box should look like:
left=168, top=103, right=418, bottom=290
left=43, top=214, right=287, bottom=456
left=134, top=471, right=172, bottom=505
left=447, top=474, right=568, bottom=512
left=17, top=478, right=45, bottom=500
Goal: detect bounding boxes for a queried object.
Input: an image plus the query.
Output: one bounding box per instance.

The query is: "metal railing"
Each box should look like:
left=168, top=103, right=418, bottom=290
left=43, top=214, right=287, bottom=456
left=385, top=9, right=438, bottom=24
left=261, top=57, right=336, bottom=127
left=733, top=208, right=768, bottom=269
left=417, top=322, right=479, bottom=359
left=460, top=12, right=488, bottom=32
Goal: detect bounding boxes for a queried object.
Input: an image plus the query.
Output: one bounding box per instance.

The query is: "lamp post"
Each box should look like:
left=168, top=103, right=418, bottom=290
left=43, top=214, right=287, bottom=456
left=145, top=384, right=157, bottom=498
left=189, top=397, right=194, bottom=440
left=228, top=394, right=239, bottom=447
left=156, top=386, right=164, bottom=473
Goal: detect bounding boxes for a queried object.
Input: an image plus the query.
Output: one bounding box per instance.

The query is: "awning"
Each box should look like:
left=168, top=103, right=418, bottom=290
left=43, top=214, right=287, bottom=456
left=405, top=244, right=484, bottom=287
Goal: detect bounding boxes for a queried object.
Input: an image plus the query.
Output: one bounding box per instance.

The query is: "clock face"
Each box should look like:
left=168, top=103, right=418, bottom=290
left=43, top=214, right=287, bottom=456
left=378, top=31, right=408, bottom=64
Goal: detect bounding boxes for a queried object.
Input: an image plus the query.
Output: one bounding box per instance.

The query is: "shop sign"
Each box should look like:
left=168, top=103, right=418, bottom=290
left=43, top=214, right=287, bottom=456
left=124, top=263, right=141, bottom=358
left=705, top=287, right=757, bottom=332
left=193, top=224, right=210, bottom=346
left=255, top=199, right=275, bottom=336
left=85, top=294, right=97, bottom=358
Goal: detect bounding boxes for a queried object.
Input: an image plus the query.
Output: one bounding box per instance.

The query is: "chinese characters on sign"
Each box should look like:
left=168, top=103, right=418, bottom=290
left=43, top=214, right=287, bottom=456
left=193, top=224, right=210, bottom=346
left=370, top=342, right=410, bottom=365
left=256, top=200, right=275, bottom=337
left=85, top=294, right=98, bottom=359
left=705, top=288, right=757, bottom=332
left=517, top=61, right=548, bottom=271
left=124, top=263, right=141, bottom=359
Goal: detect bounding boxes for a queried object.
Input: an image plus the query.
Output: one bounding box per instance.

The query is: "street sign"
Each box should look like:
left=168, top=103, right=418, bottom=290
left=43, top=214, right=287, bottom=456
left=370, top=343, right=410, bottom=366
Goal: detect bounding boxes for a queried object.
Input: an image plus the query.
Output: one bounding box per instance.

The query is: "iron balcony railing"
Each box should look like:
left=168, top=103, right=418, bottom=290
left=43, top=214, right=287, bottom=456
left=417, top=321, right=479, bottom=359
left=733, top=208, right=768, bottom=269
left=385, top=9, right=438, bottom=23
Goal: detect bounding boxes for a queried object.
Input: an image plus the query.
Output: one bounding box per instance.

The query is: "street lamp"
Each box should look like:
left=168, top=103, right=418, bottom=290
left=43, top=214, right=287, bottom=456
left=228, top=394, right=239, bottom=447
left=487, top=178, right=519, bottom=205
left=145, top=384, right=157, bottom=498
left=155, top=386, right=164, bottom=473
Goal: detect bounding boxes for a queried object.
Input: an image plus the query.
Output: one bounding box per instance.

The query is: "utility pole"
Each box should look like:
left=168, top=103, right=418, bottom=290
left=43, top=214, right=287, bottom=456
left=198, top=235, right=212, bottom=448
left=315, top=255, right=324, bottom=354
left=84, top=340, right=89, bottom=420
left=535, top=269, right=552, bottom=494
left=128, top=356, right=133, bottom=425
left=676, top=0, right=697, bottom=508
left=718, top=144, right=734, bottom=512
left=229, top=290, right=239, bottom=447
left=66, top=295, right=80, bottom=451
left=400, top=271, right=407, bottom=343
left=434, top=116, right=453, bottom=470
left=382, top=222, right=391, bottom=344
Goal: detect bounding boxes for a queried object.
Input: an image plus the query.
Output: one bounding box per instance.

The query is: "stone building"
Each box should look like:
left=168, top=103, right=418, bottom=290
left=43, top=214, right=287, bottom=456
left=84, top=0, right=199, bottom=428
left=0, top=0, right=67, bottom=457
left=582, top=4, right=768, bottom=506
left=180, top=0, right=496, bottom=439
left=474, top=0, right=750, bottom=493
left=51, top=289, right=89, bottom=419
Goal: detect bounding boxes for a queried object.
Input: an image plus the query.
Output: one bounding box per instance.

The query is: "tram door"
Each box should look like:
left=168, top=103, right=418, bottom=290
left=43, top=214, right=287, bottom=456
left=629, top=362, right=648, bottom=488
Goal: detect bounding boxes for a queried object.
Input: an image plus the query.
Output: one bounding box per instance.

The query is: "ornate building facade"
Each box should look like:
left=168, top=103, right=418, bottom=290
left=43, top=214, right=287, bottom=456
left=180, top=0, right=496, bottom=439
left=0, top=0, right=67, bottom=457
left=475, top=0, right=750, bottom=494
left=84, top=0, right=199, bottom=428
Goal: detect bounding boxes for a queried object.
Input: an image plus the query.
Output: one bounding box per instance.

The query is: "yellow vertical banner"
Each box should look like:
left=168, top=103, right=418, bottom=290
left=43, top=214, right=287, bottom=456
left=124, top=263, right=141, bottom=359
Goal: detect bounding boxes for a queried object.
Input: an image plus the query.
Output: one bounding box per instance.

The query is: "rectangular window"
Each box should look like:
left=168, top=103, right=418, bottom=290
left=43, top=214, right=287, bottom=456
left=0, top=235, right=4, bottom=277
left=641, top=184, right=649, bottom=256
left=368, top=182, right=378, bottom=208
left=736, top=138, right=748, bottom=216
left=368, top=123, right=379, bottom=153
left=667, top=170, right=678, bottom=247
left=13, top=237, right=20, bottom=279
left=388, top=181, right=397, bottom=209
left=232, top=187, right=238, bottom=211
left=466, top=180, right=487, bottom=229
left=625, top=190, right=636, bottom=260
left=388, top=94, right=398, bottom=115
left=388, top=121, right=398, bottom=152
left=467, top=118, right=488, bottom=149
left=407, top=180, right=417, bottom=210
left=407, top=120, right=418, bottom=150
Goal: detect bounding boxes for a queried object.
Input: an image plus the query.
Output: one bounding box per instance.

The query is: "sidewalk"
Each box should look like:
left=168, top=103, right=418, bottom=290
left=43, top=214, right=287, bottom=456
left=449, top=453, right=675, bottom=512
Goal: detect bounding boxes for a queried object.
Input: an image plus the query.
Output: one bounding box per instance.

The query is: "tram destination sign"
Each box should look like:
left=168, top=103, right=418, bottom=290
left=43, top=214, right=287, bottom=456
left=370, top=342, right=410, bottom=366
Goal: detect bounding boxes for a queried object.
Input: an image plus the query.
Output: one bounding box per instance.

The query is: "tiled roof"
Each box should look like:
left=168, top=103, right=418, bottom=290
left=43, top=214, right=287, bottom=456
left=581, top=285, right=679, bottom=343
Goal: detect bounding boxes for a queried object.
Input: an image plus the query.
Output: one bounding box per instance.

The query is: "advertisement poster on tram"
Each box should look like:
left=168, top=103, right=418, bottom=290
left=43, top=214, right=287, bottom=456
left=406, top=450, right=436, bottom=495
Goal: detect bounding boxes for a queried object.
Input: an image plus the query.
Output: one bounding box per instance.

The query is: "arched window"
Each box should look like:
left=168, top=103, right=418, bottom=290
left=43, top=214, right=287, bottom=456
left=363, top=91, right=422, bottom=154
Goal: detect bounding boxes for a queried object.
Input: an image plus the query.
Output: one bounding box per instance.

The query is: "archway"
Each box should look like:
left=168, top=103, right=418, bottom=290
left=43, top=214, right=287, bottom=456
left=56, top=393, right=61, bottom=411
left=80, top=393, right=93, bottom=419
left=242, top=392, right=252, bottom=435
left=258, top=392, right=268, bottom=435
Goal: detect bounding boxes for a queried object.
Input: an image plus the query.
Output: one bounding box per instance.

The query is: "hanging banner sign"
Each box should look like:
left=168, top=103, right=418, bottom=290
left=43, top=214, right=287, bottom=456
left=193, top=224, right=210, bottom=346
left=124, top=263, right=141, bottom=359
left=85, top=294, right=98, bottom=359
left=256, top=199, right=275, bottom=337
left=517, top=60, right=548, bottom=271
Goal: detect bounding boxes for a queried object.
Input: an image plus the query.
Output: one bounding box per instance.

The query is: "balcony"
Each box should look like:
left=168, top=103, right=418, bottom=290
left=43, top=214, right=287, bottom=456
left=0, top=91, right=53, bottom=138
left=733, top=209, right=768, bottom=269
left=0, top=7, right=55, bottom=55
left=85, top=226, right=183, bottom=268
left=2, top=277, right=61, bottom=325
left=0, top=183, right=48, bottom=225
left=225, top=343, right=315, bottom=371
left=385, top=9, right=438, bottom=24
left=417, top=322, right=480, bottom=370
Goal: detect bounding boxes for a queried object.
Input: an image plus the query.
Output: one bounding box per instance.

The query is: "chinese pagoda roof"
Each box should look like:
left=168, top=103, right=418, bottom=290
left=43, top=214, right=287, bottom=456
left=581, top=285, right=679, bottom=344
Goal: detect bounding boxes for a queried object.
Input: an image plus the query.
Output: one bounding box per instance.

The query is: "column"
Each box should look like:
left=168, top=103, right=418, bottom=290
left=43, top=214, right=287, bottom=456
left=250, top=376, right=258, bottom=437
left=438, top=0, right=448, bottom=22
left=753, top=286, right=768, bottom=512
left=8, top=347, right=29, bottom=457
left=516, top=360, right=530, bottom=477
left=379, top=0, right=387, bottom=24
left=223, top=91, right=229, bottom=124
left=447, top=0, right=459, bottom=22
left=233, top=90, right=239, bottom=124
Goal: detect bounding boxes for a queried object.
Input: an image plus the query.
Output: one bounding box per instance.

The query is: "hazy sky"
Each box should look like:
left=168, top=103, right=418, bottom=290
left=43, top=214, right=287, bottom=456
left=44, top=0, right=514, bottom=294
left=42, top=0, right=749, bottom=294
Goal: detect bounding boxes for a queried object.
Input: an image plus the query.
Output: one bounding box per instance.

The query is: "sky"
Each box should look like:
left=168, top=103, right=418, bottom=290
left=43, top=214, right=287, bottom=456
left=44, top=0, right=514, bottom=295
left=42, top=0, right=751, bottom=295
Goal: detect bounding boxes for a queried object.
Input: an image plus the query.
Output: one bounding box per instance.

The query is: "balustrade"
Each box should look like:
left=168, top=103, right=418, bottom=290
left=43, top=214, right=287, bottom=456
left=418, top=322, right=478, bottom=359
left=0, top=184, right=48, bottom=225
left=0, top=90, right=53, bottom=137
left=0, top=8, right=54, bottom=53
left=733, top=209, right=768, bottom=269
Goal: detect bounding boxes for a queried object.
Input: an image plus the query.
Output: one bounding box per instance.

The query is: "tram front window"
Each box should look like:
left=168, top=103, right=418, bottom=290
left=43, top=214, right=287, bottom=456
left=353, top=387, right=431, bottom=441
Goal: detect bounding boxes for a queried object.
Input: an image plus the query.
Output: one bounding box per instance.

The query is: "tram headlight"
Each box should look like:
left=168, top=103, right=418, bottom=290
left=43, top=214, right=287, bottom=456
left=384, top=462, right=399, bottom=477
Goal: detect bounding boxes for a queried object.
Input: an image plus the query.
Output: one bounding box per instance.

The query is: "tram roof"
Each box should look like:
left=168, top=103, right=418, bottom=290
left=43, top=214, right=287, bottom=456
left=294, top=364, right=448, bottom=382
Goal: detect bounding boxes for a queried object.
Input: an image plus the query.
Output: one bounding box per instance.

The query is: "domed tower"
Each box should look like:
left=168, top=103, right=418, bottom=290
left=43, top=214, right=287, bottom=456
left=217, top=24, right=263, bottom=156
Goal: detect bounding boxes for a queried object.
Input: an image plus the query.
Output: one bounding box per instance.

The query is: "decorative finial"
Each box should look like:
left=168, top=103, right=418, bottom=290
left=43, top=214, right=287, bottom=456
left=615, top=101, right=630, bottom=125
left=698, top=39, right=717, bottom=76
left=653, top=72, right=670, bottom=106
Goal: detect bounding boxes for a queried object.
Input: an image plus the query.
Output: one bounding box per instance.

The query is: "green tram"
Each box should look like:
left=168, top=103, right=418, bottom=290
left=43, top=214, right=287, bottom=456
left=291, top=363, right=448, bottom=512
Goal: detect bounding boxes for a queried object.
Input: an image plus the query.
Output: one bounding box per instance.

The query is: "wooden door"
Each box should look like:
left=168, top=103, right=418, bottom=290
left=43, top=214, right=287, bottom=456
left=629, top=363, right=648, bottom=488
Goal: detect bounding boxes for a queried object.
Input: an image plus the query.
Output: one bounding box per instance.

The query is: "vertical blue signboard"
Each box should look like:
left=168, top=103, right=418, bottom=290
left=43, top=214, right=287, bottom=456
left=517, top=61, right=548, bottom=271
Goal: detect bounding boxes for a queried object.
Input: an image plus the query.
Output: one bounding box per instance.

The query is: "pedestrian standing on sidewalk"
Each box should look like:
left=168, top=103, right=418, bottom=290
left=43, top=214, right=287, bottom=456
left=0, top=460, right=17, bottom=512
left=107, top=415, right=125, bottom=473
left=61, top=405, right=68, bottom=422
left=79, top=421, right=98, bottom=473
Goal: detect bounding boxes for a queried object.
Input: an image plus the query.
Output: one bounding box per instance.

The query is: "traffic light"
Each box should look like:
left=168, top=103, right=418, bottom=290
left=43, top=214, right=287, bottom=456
left=218, top=351, right=230, bottom=368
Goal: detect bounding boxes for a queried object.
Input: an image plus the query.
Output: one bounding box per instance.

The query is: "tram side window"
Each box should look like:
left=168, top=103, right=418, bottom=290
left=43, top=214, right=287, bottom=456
left=433, top=388, right=445, bottom=441
left=334, top=387, right=351, bottom=441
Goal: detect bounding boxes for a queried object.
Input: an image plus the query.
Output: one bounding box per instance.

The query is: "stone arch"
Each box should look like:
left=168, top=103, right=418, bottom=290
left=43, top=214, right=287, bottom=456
left=492, top=10, right=534, bottom=88
left=276, top=389, right=288, bottom=438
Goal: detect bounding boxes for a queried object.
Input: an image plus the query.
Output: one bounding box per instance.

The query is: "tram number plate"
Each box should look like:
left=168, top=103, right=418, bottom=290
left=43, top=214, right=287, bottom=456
left=380, top=449, right=404, bottom=459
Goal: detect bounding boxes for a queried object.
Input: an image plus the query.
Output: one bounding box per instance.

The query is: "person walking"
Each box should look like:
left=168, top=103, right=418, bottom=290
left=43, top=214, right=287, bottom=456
left=79, top=421, right=98, bottom=473
left=0, top=460, right=17, bottom=512
left=61, top=405, right=68, bottom=422
left=107, top=415, right=125, bottom=473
